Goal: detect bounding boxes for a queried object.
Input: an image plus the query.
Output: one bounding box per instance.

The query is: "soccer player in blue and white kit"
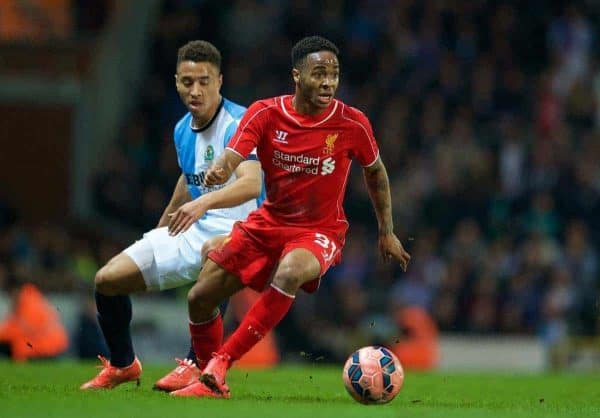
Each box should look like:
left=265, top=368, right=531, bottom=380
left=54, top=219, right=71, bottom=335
left=80, top=41, right=262, bottom=391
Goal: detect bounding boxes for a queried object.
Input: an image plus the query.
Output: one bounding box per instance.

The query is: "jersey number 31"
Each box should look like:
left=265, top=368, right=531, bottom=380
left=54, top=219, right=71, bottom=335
left=314, top=232, right=337, bottom=263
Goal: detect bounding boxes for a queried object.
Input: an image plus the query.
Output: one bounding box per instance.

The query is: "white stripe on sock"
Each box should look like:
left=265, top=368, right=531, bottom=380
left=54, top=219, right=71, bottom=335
left=189, top=309, right=220, bottom=325
left=270, top=284, right=296, bottom=299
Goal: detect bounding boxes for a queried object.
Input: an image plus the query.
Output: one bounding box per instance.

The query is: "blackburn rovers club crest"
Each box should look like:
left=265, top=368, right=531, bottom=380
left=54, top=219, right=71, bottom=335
left=204, top=145, right=214, bottom=161
left=323, top=133, right=338, bottom=155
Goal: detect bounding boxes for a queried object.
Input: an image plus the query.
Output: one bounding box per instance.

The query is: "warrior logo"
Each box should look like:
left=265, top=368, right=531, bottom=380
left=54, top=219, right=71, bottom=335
left=274, top=130, right=289, bottom=144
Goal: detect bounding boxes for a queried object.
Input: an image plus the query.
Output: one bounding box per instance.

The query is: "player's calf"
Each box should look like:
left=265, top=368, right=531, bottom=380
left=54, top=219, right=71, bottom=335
left=187, top=260, right=243, bottom=323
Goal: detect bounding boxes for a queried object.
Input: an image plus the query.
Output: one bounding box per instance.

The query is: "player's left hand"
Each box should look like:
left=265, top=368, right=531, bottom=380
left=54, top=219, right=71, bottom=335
left=168, top=200, right=207, bottom=236
left=379, top=233, right=411, bottom=272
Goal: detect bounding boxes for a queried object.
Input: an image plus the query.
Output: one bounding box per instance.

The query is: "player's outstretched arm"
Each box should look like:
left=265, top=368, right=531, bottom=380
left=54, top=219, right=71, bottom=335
left=157, top=174, right=191, bottom=228
left=168, top=159, right=261, bottom=236
left=362, top=157, right=411, bottom=271
left=204, top=149, right=245, bottom=186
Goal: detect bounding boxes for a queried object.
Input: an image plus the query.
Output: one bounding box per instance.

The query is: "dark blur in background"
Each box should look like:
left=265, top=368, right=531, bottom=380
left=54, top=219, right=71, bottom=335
left=0, top=0, right=599, bottom=370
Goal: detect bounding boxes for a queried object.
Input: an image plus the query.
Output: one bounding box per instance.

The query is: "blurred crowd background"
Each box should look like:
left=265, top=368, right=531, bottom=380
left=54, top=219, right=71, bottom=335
left=1, top=0, right=599, bottom=367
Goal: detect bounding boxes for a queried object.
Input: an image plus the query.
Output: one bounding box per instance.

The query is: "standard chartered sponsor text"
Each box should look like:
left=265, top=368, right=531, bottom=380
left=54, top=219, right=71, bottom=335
left=273, top=150, right=320, bottom=174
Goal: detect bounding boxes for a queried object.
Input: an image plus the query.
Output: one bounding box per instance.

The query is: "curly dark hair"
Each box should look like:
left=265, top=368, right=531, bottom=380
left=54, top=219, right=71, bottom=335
left=291, top=36, right=339, bottom=67
left=177, top=40, right=222, bottom=70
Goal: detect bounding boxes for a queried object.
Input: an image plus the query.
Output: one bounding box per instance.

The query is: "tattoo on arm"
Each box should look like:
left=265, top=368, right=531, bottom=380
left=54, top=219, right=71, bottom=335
left=364, top=159, right=394, bottom=235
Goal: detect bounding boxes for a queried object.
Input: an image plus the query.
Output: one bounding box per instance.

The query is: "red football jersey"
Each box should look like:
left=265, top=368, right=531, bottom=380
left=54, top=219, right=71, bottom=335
left=227, top=95, right=380, bottom=236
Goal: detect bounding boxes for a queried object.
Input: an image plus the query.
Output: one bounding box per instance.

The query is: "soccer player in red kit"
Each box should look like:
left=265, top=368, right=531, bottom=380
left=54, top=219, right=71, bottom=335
left=171, top=36, right=410, bottom=398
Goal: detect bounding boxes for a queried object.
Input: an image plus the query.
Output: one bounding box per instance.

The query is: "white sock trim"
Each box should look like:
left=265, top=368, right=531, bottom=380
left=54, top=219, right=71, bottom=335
left=189, top=309, right=220, bottom=325
left=270, top=284, right=295, bottom=299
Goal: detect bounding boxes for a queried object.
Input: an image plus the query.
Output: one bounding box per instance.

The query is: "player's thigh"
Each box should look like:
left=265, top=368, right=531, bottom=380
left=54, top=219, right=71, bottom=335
left=272, top=230, right=343, bottom=294
left=130, top=226, right=209, bottom=292
left=271, top=248, right=322, bottom=294
left=188, top=259, right=244, bottom=306
left=200, top=234, right=228, bottom=263
left=95, top=252, right=146, bottom=295
left=208, top=222, right=276, bottom=291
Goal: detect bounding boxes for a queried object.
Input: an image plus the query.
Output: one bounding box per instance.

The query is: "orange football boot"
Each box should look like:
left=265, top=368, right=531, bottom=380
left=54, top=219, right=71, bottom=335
left=200, top=352, right=231, bottom=396
left=80, top=355, right=142, bottom=390
left=170, top=381, right=230, bottom=398
left=153, top=358, right=201, bottom=392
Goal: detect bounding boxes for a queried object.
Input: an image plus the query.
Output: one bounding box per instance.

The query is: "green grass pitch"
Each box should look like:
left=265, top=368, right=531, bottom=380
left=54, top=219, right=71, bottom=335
left=1, top=360, right=599, bottom=418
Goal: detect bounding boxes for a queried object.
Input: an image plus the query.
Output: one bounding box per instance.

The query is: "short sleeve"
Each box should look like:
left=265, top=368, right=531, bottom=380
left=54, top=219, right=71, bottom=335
left=226, top=101, right=269, bottom=159
left=223, top=120, right=238, bottom=148
left=352, top=111, right=380, bottom=167
left=173, top=117, right=187, bottom=170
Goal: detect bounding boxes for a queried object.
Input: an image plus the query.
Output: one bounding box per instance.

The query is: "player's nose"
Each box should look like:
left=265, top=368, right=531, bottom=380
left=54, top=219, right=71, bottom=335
left=190, top=82, right=203, bottom=97
left=321, top=78, right=336, bottom=90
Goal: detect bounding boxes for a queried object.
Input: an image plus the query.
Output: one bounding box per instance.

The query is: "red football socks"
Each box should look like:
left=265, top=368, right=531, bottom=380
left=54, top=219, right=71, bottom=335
left=189, top=313, right=223, bottom=369
left=220, top=286, right=294, bottom=362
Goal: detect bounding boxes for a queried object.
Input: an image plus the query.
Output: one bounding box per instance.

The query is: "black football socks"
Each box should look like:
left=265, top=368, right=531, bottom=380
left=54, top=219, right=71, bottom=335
left=95, top=291, right=135, bottom=367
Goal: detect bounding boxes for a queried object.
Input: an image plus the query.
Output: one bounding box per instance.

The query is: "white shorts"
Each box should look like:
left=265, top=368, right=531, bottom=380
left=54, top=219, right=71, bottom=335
left=123, top=217, right=234, bottom=291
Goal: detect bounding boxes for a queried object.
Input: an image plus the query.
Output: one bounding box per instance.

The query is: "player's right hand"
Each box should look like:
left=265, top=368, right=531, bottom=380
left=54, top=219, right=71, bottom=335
left=168, top=200, right=208, bottom=236
left=379, top=233, right=411, bottom=272
left=204, top=166, right=228, bottom=186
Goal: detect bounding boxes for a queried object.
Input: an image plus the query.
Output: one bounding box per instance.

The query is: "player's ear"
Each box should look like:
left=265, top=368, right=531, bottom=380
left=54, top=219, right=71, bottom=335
left=292, top=68, right=300, bottom=83
left=174, top=74, right=178, bottom=86
left=218, top=73, right=223, bottom=88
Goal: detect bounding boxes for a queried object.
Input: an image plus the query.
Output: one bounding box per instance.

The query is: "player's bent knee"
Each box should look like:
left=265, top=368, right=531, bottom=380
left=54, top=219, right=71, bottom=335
left=94, top=266, right=118, bottom=296
left=272, top=275, right=302, bottom=293
left=272, top=254, right=321, bottom=293
left=188, top=262, right=233, bottom=310
left=188, top=275, right=216, bottom=305
left=187, top=284, right=202, bottom=304
left=187, top=282, right=218, bottom=308
left=94, top=263, right=128, bottom=296
left=272, top=266, right=311, bottom=293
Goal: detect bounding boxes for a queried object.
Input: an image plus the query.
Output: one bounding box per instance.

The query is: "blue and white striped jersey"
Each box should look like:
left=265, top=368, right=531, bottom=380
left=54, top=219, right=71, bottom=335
left=173, top=97, right=262, bottom=223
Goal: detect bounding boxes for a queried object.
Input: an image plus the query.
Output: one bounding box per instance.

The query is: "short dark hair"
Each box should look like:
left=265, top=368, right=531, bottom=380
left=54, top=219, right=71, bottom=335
left=291, top=36, right=339, bottom=67
left=177, top=40, right=221, bottom=70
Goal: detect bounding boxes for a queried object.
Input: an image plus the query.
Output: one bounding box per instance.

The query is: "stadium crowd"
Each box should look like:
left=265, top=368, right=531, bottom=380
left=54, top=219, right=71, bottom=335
left=1, top=1, right=599, bottom=363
